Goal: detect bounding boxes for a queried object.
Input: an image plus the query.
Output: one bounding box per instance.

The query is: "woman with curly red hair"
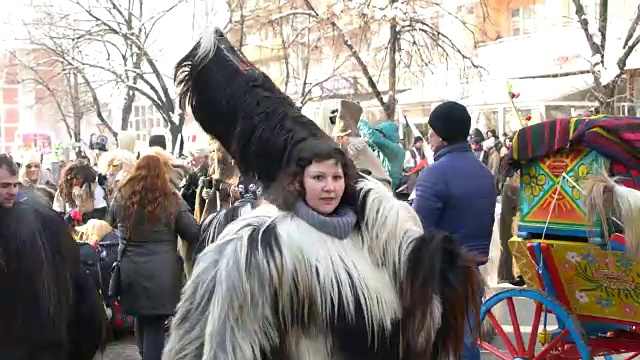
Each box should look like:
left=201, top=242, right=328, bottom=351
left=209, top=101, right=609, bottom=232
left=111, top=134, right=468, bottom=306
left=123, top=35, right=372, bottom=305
left=106, top=154, right=199, bottom=360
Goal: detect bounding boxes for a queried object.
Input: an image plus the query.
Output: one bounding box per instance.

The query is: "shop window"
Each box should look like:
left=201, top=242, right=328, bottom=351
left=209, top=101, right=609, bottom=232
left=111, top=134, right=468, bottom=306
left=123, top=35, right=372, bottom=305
left=510, top=4, right=544, bottom=36
left=568, top=0, right=600, bottom=24
left=505, top=108, right=532, bottom=135
left=546, top=105, right=575, bottom=119
left=478, top=110, right=499, bottom=134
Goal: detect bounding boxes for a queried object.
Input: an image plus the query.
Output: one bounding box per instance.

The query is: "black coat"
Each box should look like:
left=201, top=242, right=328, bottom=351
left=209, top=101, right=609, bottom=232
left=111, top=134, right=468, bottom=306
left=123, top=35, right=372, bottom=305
left=107, top=193, right=200, bottom=316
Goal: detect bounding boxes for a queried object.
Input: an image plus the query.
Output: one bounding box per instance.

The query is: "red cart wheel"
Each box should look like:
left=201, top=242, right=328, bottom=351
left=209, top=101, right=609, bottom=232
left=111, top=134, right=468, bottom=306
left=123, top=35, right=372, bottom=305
left=478, top=289, right=591, bottom=359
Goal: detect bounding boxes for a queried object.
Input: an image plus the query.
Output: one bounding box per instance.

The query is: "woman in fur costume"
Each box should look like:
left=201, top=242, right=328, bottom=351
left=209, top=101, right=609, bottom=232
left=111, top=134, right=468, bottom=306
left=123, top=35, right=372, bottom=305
left=0, top=188, right=106, bottom=359
left=164, top=28, right=482, bottom=360
left=18, top=151, right=56, bottom=190
left=97, top=148, right=137, bottom=199
left=194, top=147, right=240, bottom=222
left=54, top=160, right=108, bottom=223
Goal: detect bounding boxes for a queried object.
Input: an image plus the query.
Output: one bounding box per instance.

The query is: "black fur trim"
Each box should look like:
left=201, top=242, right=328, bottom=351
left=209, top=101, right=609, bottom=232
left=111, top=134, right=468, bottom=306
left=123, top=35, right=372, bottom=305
left=174, top=29, right=335, bottom=187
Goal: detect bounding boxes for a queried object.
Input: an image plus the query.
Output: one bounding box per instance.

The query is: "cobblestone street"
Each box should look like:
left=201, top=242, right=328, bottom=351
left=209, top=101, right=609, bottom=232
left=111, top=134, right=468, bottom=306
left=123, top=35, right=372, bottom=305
left=98, top=337, right=139, bottom=360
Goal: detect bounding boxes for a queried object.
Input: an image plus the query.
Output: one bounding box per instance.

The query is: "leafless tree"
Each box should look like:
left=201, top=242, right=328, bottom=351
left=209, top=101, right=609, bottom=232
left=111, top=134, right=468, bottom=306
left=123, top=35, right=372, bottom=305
left=7, top=48, right=99, bottom=142
left=24, top=0, right=187, bottom=148
left=573, top=0, right=640, bottom=114
left=20, top=8, right=120, bottom=140
left=269, top=14, right=350, bottom=106
left=284, top=0, right=487, bottom=120
left=214, top=0, right=349, bottom=107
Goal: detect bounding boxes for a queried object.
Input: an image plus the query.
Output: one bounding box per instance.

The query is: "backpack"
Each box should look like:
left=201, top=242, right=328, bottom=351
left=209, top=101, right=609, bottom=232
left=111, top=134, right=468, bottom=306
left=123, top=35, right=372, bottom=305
left=78, top=242, right=101, bottom=291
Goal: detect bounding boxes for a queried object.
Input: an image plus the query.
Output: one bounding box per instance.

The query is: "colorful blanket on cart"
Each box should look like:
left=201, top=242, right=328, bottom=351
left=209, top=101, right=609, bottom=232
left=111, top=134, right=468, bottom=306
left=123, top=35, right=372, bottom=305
left=507, top=115, right=640, bottom=172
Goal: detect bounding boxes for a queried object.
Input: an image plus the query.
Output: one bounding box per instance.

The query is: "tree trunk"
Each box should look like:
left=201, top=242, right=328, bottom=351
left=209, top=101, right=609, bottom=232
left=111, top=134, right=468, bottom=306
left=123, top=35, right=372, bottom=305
left=71, top=72, right=83, bottom=142
left=169, top=112, right=186, bottom=152
left=599, top=82, right=618, bottom=114
left=386, top=15, right=399, bottom=121
left=121, top=88, right=136, bottom=130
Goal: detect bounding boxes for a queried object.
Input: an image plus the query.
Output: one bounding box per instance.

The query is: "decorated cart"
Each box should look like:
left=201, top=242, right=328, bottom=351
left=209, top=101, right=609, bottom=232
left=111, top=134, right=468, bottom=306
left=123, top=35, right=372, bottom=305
left=480, top=115, right=640, bottom=359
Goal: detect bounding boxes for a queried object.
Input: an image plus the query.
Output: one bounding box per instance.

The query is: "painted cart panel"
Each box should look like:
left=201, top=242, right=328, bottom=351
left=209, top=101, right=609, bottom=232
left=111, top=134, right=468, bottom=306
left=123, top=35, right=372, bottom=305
left=510, top=237, right=640, bottom=322
left=518, top=146, right=607, bottom=239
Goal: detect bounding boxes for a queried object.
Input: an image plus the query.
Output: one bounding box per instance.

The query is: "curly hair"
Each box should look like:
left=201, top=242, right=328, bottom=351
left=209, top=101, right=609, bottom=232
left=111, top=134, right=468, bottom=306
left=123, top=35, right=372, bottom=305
left=267, top=138, right=359, bottom=213
left=118, top=155, right=176, bottom=237
left=57, top=160, right=97, bottom=207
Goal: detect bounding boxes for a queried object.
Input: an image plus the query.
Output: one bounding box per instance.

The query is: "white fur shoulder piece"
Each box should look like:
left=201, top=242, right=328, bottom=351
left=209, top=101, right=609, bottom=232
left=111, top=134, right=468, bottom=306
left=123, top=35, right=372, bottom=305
left=356, top=175, right=423, bottom=281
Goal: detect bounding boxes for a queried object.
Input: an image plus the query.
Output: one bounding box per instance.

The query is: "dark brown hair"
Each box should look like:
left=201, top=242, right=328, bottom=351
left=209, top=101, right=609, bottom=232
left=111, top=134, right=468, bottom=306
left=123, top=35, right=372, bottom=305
left=0, top=154, right=18, bottom=176
left=57, top=160, right=97, bottom=207
left=267, top=138, right=359, bottom=213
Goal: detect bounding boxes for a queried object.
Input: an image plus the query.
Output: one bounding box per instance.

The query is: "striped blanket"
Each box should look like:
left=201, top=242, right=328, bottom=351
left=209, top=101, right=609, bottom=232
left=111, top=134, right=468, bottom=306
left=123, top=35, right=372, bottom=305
left=507, top=115, right=640, bottom=172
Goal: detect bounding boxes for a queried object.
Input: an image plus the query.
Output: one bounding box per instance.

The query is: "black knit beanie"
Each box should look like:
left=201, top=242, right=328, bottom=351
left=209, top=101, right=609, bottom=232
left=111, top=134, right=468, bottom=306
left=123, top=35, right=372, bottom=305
left=428, top=101, right=471, bottom=144
left=149, top=134, right=167, bottom=150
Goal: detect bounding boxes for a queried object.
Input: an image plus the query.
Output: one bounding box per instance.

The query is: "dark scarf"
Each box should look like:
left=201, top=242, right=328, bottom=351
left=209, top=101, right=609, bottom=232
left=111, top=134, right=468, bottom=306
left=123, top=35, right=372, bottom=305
left=293, top=200, right=357, bottom=240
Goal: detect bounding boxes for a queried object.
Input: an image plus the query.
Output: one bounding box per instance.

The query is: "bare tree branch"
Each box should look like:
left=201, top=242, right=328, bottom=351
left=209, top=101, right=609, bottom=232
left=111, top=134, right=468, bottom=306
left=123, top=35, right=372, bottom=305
left=573, top=0, right=640, bottom=113
left=23, top=0, right=187, bottom=147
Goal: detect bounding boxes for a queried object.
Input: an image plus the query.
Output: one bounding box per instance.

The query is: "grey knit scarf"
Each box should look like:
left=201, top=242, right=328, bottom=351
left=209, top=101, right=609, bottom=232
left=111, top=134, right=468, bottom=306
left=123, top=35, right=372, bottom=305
left=293, top=200, right=357, bottom=240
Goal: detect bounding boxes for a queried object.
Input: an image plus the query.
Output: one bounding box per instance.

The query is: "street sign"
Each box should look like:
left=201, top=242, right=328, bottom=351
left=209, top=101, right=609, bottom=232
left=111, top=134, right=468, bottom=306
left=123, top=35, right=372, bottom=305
left=96, top=123, right=106, bottom=134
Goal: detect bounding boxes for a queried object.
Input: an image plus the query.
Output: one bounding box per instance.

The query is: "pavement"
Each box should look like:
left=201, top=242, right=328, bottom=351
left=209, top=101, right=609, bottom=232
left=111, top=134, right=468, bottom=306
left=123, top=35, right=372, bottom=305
left=97, top=337, right=139, bottom=360
left=100, top=292, right=629, bottom=359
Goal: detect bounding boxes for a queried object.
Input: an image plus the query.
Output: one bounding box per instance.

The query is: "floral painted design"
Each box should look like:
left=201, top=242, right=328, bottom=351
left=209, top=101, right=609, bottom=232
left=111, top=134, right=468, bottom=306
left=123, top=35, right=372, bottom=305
left=575, top=291, right=589, bottom=303
left=595, top=295, right=613, bottom=309
left=622, top=303, right=638, bottom=316
left=572, top=250, right=640, bottom=308
left=566, top=252, right=581, bottom=263
left=567, top=163, right=592, bottom=200
left=615, top=254, right=633, bottom=271
left=582, top=251, right=597, bottom=266
left=523, top=166, right=547, bottom=199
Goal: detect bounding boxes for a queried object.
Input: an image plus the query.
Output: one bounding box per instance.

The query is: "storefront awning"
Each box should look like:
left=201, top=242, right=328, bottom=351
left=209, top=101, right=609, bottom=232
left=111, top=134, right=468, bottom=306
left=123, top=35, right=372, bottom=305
left=460, top=73, right=596, bottom=107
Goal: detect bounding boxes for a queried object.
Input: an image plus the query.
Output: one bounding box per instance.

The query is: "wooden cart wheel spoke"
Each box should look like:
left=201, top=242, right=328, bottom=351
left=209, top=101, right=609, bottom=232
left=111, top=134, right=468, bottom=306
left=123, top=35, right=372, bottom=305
left=526, top=301, right=543, bottom=357
left=478, top=289, right=591, bottom=360
left=486, top=310, right=519, bottom=357
left=506, top=297, right=526, bottom=354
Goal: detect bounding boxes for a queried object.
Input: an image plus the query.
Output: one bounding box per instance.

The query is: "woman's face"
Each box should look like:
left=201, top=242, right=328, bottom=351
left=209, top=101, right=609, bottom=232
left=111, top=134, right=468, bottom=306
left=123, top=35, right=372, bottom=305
left=26, top=162, right=40, bottom=181
left=73, top=177, right=83, bottom=187
left=108, top=162, right=123, bottom=175
left=302, top=159, right=345, bottom=215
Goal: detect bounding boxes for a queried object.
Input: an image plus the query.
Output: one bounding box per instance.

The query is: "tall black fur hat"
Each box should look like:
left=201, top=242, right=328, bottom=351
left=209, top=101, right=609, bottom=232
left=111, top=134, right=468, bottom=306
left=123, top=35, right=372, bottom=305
left=175, top=28, right=335, bottom=188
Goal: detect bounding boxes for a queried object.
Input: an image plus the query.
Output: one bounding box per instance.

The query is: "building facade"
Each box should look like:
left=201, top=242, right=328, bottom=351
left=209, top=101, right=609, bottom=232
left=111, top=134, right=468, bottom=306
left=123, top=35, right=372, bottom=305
left=376, top=0, right=640, bottom=137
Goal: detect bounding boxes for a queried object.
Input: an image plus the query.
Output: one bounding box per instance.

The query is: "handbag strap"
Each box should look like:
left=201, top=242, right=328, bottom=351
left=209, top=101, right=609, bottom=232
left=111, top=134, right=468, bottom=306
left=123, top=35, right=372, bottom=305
left=117, top=240, right=129, bottom=262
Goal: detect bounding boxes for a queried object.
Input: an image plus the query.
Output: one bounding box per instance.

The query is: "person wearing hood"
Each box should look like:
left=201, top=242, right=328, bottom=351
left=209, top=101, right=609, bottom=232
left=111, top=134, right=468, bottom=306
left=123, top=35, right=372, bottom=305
left=412, top=101, right=496, bottom=360
left=18, top=152, right=55, bottom=190
left=357, top=119, right=405, bottom=190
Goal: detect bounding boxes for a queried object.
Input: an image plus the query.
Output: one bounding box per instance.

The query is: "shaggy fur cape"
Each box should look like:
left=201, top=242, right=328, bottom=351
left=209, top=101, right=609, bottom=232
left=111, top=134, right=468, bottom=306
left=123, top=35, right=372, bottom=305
left=0, top=197, right=106, bottom=359
left=171, top=27, right=481, bottom=360
left=175, top=28, right=332, bottom=189
left=164, top=179, right=481, bottom=360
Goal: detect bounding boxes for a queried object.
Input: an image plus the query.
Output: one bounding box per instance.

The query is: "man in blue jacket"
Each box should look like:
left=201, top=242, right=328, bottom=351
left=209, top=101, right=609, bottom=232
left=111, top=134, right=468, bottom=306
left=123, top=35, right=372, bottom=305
left=412, top=101, right=496, bottom=360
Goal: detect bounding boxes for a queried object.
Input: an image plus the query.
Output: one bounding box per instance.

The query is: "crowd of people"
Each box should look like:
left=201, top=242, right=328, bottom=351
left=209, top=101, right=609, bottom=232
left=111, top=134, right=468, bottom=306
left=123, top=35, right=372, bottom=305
left=0, top=27, right=524, bottom=360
